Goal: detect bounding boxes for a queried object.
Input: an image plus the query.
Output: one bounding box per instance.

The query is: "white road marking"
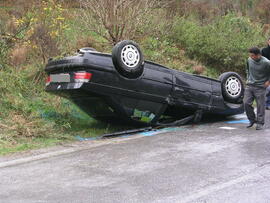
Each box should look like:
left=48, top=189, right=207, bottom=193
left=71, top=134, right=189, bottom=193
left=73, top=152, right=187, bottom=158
left=230, top=113, right=247, bottom=119
left=219, top=127, right=237, bottom=130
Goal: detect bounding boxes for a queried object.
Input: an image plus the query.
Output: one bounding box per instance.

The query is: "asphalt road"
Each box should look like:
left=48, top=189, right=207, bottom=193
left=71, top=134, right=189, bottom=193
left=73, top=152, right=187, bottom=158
left=1, top=111, right=270, bottom=203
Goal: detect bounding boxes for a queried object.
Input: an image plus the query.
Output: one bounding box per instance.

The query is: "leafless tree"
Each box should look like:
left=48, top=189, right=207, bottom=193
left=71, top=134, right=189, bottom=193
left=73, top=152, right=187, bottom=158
left=79, top=0, right=162, bottom=45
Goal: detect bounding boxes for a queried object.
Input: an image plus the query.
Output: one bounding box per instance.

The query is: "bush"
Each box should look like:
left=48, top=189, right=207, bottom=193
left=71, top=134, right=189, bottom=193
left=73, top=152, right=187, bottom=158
left=0, top=11, right=11, bottom=69
left=172, top=14, right=265, bottom=73
left=0, top=40, right=8, bottom=69
left=12, top=0, right=69, bottom=63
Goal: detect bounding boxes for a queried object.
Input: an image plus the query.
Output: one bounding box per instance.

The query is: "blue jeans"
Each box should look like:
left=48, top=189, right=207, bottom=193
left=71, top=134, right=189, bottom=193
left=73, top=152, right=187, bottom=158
left=266, top=86, right=270, bottom=107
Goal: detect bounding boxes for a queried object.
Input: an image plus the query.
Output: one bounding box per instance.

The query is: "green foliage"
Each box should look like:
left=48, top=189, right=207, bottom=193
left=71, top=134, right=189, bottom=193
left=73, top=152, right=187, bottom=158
left=0, top=40, right=8, bottom=69
left=13, top=0, right=69, bottom=62
left=0, top=9, right=10, bottom=69
left=172, top=14, right=265, bottom=73
left=141, top=37, right=181, bottom=64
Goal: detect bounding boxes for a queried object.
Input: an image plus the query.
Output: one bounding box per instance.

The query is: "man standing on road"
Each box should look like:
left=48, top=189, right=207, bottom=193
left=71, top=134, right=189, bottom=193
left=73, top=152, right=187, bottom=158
left=261, top=38, right=270, bottom=110
left=244, top=47, right=270, bottom=130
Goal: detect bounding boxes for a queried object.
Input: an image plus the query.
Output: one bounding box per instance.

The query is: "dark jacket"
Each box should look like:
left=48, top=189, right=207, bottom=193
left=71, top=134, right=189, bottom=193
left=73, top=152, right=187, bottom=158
left=262, top=45, right=270, bottom=60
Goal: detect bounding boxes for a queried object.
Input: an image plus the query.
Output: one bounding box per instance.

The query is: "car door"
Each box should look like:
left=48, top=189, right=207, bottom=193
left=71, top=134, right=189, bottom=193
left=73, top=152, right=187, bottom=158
left=172, top=71, right=212, bottom=109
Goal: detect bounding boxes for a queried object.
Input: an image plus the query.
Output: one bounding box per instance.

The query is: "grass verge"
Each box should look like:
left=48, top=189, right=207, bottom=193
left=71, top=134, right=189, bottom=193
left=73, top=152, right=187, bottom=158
left=0, top=66, right=132, bottom=155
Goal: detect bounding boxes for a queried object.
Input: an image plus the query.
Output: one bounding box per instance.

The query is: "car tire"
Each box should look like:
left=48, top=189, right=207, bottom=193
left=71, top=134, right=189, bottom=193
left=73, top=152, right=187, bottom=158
left=219, top=72, right=244, bottom=104
left=112, top=40, right=144, bottom=79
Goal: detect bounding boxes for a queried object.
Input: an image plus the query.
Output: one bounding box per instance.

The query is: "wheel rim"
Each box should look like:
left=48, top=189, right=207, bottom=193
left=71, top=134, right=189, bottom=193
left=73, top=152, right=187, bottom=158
left=225, top=76, right=242, bottom=97
left=121, top=45, right=140, bottom=68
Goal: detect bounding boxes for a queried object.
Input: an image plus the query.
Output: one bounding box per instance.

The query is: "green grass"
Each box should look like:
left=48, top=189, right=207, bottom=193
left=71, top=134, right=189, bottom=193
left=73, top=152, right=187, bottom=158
left=0, top=65, right=132, bottom=155
left=0, top=137, right=65, bottom=155
left=0, top=8, right=134, bottom=154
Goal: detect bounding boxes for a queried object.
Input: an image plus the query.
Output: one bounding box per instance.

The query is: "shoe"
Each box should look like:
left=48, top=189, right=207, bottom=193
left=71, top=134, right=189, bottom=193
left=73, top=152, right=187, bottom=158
left=246, top=122, right=255, bottom=128
left=256, top=124, right=264, bottom=130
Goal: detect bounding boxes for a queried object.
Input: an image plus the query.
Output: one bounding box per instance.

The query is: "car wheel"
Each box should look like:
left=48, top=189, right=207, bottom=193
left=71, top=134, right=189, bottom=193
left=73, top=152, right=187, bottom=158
left=219, top=72, right=244, bottom=104
left=112, top=40, right=144, bottom=79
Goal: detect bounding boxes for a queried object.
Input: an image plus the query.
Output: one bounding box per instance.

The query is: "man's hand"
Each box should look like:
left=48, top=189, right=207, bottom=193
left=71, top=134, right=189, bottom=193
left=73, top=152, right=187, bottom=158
left=264, top=81, right=270, bottom=87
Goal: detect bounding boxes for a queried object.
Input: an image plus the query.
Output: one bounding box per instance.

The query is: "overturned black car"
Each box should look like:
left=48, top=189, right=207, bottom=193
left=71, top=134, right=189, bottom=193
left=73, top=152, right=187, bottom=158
left=45, top=40, right=244, bottom=126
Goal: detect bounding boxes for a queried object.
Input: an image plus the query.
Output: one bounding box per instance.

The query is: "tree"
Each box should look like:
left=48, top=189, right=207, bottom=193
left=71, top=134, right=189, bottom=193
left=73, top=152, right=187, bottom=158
left=79, top=0, right=158, bottom=45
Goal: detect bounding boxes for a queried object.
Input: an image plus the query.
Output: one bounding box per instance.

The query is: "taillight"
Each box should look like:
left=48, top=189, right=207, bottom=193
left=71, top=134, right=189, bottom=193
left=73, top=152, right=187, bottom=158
left=74, top=72, right=92, bottom=83
left=46, top=76, right=51, bottom=86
